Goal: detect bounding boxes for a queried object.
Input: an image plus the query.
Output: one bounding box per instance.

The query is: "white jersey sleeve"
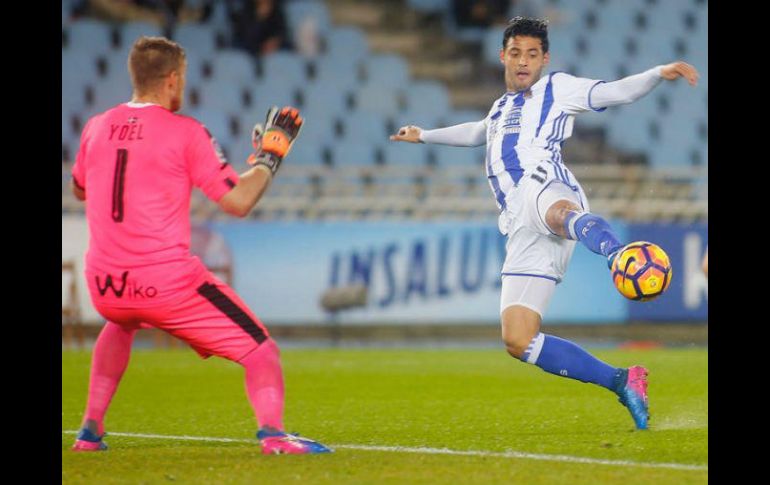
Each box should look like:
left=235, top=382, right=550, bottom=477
left=418, top=120, right=487, bottom=146
left=552, top=72, right=608, bottom=115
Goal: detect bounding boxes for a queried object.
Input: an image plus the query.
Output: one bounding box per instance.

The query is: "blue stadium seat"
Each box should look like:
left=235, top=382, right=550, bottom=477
left=407, top=0, right=450, bottom=13
left=340, top=112, right=390, bottom=144
left=62, top=50, right=102, bottom=84
left=119, top=21, right=163, bottom=51
left=196, top=81, right=248, bottom=114
left=173, top=23, right=218, bottom=57
left=403, top=80, right=451, bottom=118
left=432, top=144, right=484, bottom=168
left=392, top=111, right=444, bottom=133
left=285, top=0, right=332, bottom=36
left=324, top=26, right=369, bottom=62
left=183, top=52, right=208, bottom=87
left=295, top=113, right=336, bottom=148
left=440, top=109, right=487, bottom=127
left=91, top=75, right=134, bottom=112
left=65, top=20, right=113, bottom=56
left=605, top=101, right=657, bottom=153
left=260, top=51, right=308, bottom=84
left=360, top=54, right=410, bottom=87
left=330, top=141, right=377, bottom=167
left=482, top=27, right=506, bottom=67
left=185, top=108, right=234, bottom=146
left=286, top=139, right=326, bottom=166
left=593, top=4, right=640, bottom=36
left=300, top=83, right=350, bottom=115
left=313, top=55, right=360, bottom=91
left=354, top=85, right=401, bottom=117
left=249, top=79, right=299, bottom=116
left=210, top=49, right=257, bottom=83
left=382, top=142, right=429, bottom=167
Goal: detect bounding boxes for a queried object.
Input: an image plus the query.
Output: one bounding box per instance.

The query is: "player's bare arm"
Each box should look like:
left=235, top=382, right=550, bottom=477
left=218, top=165, right=273, bottom=217
left=219, top=106, right=303, bottom=217
left=390, top=125, right=422, bottom=143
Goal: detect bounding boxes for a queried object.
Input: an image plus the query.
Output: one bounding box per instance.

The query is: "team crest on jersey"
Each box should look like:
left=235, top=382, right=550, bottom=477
left=127, top=116, right=138, bottom=124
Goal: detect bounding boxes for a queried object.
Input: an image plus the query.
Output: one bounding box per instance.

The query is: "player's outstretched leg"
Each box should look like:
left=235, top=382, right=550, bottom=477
left=562, top=210, right=625, bottom=268
left=72, top=322, right=137, bottom=451
left=502, top=304, right=649, bottom=429
left=239, top=338, right=332, bottom=454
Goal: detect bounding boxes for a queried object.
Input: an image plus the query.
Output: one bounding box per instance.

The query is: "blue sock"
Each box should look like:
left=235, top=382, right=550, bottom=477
left=563, top=211, right=623, bottom=257
left=521, top=333, right=627, bottom=393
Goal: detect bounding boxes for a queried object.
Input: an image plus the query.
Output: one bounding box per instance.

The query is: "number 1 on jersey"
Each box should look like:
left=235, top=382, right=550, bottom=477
left=112, top=149, right=128, bottom=222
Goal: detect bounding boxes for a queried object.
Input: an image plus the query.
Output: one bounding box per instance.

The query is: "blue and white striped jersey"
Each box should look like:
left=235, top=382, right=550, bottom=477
left=484, top=71, right=606, bottom=211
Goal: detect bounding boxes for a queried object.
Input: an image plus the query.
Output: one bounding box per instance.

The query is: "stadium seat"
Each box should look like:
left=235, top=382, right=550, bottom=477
left=313, top=55, right=360, bottom=91
left=300, top=83, right=350, bottom=115
left=91, top=75, right=134, bottom=112
left=185, top=108, right=234, bottom=146
left=324, top=26, right=369, bottom=63
left=403, top=81, right=451, bottom=119
left=482, top=27, right=506, bottom=67
left=382, top=142, right=429, bottom=167
left=249, top=79, right=300, bottom=117
left=210, top=49, right=257, bottom=84
left=286, top=139, right=326, bottom=166
left=285, top=0, right=332, bottom=37
left=260, top=51, right=308, bottom=83
left=432, top=144, right=485, bottom=168
left=329, top=141, right=377, bottom=167
left=391, top=111, right=444, bottom=133
left=440, top=109, right=487, bottom=127
left=173, top=23, right=218, bottom=57
left=65, top=20, right=113, bottom=56
left=354, top=85, right=401, bottom=117
left=62, top=50, right=102, bottom=84
left=407, top=0, right=450, bottom=13
left=339, top=112, right=390, bottom=144
left=119, top=21, right=163, bottom=50
left=360, top=54, right=410, bottom=87
left=196, top=81, right=248, bottom=114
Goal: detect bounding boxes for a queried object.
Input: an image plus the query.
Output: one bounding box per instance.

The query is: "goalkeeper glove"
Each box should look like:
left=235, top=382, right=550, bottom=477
left=247, top=106, right=303, bottom=176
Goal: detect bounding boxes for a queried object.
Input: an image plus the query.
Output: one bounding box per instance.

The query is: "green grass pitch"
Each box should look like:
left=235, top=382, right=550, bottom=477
left=62, top=346, right=707, bottom=484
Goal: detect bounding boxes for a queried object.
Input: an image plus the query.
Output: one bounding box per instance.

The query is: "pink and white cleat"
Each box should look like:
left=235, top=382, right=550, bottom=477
left=617, top=365, right=650, bottom=430
left=257, top=429, right=332, bottom=455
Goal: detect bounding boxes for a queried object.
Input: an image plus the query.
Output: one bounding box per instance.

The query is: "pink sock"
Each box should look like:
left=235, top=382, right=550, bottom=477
left=81, top=322, right=136, bottom=436
left=239, top=338, right=285, bottom=431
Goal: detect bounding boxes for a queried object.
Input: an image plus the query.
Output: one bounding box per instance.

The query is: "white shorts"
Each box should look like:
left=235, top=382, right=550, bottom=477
left=500, top=274, right=556, bottom=318
left=497, top=162, right=589, bottom=283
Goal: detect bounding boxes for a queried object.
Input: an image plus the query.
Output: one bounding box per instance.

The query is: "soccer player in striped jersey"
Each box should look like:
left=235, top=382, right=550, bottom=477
left=391, top=17, right=699, bottom=430
left=69, top=36, right=330, bottom=454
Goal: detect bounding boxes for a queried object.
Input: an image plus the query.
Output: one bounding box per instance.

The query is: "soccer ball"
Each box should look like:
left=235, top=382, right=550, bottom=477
left=611, top=241, right=673, bottom=301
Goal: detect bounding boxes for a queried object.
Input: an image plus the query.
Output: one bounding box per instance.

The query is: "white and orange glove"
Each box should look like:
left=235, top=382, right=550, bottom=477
left=247, top=106, right=304, bottom=176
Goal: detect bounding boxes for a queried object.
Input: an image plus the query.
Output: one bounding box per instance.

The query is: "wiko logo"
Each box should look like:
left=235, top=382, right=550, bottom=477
left=95, top=271, right=129, bottom=297
left=95, top=271, right=158, bottom=299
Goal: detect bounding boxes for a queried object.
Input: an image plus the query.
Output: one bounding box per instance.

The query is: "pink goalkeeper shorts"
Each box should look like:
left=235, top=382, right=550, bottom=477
left=91, top=269, right=270, bottom=362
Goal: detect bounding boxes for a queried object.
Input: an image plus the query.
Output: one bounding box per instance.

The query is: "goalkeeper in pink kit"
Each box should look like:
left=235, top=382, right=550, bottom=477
left=70, top=36, right=331, bottom=454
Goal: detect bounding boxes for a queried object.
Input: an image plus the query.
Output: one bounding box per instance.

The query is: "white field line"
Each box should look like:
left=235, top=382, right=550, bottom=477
left=62, top=430, right=707, bottom=472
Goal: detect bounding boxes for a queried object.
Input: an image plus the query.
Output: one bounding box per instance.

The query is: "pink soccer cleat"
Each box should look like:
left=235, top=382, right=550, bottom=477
left=72, top=428, right=108, bottom=451
left=257, top=429, right=332, bottom=455
left=616, top=365, right=650, bottom=430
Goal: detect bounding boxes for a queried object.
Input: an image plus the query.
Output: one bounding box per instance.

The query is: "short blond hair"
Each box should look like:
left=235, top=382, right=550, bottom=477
left=128, top=36, right=186, bottom=95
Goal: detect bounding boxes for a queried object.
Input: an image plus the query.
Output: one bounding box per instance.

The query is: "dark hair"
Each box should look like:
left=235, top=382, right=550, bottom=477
left=502, top=17, right=549, bottom=53
left=128, top=36, right=186, bottom=95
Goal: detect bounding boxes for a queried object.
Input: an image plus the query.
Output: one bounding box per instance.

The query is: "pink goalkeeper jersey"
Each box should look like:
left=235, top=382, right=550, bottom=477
left=72, top=103, right=240, bottom=307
